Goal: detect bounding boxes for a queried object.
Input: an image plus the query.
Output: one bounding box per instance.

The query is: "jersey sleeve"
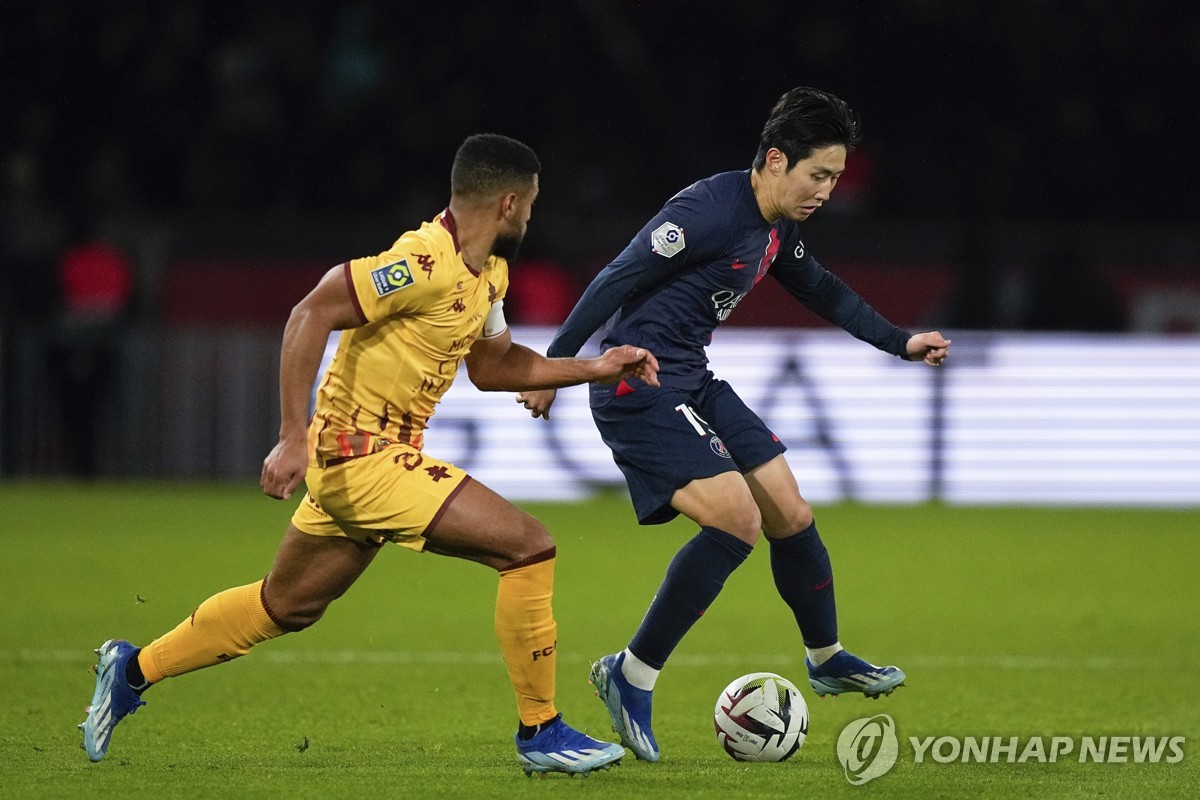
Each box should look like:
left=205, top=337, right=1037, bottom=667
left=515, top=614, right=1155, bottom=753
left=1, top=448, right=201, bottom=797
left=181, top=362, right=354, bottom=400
left=770, top=231, right=911, bottom=358
left=346, top=244, right=445, bottom=324
left=547, top=188, right=730, bottom=357
left=481, top=258, right=510, bottom=337
left=488, top=257, right=510, bottom=302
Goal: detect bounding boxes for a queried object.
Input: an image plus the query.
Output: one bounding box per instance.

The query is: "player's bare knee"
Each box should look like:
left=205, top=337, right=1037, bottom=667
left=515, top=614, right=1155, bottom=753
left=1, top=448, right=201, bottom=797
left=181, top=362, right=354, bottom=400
left=768, top=501, right=816, bottom=537
left=504, top=513, right=554, bottom=564
left=525, top=516, right=555, bottom=555
left=706, top=506, right=762, bottom=544
left=276, top=601, right=327, bottom=631
left=263, top=585, right=329, bottom=631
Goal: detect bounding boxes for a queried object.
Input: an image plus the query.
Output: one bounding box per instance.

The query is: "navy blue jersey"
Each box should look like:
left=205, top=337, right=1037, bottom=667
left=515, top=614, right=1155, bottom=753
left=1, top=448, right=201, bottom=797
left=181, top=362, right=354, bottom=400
left=547, top=170, right=911, bottom=388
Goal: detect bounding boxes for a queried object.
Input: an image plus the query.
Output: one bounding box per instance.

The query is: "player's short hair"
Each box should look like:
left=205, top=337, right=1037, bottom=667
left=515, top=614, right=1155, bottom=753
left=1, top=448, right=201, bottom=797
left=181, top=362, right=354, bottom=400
left=451, top=133, right=540, bottom=198
left=752, top=87, right=862, bottom=172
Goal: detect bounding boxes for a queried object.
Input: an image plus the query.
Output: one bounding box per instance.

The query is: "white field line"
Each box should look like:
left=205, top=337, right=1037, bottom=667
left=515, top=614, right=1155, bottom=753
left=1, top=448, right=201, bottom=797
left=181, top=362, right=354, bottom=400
left=2, top=649, right=1123, bottom=670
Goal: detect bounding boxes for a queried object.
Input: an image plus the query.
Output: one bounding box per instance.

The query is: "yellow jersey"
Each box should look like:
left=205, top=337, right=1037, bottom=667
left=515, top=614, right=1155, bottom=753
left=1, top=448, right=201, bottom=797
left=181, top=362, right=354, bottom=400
left=308, top=209, right=509, bottom=467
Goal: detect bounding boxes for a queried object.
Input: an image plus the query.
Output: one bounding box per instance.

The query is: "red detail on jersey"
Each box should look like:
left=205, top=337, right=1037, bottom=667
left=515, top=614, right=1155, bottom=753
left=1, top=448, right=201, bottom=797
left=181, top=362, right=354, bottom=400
left=755, top=229, right=781, bottom=285
left=397, top=413, right=414, bottom=445
left=731, top=260, right=747, bottom=270
left=813, top=576, right=833, bottom=591
left=422, top=476, right=474, bottom=537
left=488, top=281, right=498, bottom=303
left=441, top=209, right=481, bottom=275
left=425, top=465, right=452, bottom=482
left=771, top=433, right=780, bottom=442
left=439, top=209, right=461, bottom=252
left=615, top=379, right=636, bottom=397
left=342, top=262, right=368, bottom=324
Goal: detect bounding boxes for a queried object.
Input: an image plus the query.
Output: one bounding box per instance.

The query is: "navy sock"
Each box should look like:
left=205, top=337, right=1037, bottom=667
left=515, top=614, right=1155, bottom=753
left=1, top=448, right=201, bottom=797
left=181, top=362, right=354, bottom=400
left=628, top=527, right=753, bottom=669
left=125, top=648, right=149, bottom=693
left=769, top=521, right=838, bottom=648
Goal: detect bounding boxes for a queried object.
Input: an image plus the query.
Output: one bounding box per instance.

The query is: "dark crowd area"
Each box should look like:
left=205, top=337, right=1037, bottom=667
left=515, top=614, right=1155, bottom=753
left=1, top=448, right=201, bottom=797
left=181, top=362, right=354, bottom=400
left=2, top=1, right=1199, bottom=330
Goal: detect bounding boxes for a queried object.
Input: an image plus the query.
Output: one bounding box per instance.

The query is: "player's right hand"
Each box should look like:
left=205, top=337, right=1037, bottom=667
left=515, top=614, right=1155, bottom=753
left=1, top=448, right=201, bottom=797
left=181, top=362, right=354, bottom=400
left=261, top=437, right=308, bottom=500
left=517, top=388, right=558, bottom=420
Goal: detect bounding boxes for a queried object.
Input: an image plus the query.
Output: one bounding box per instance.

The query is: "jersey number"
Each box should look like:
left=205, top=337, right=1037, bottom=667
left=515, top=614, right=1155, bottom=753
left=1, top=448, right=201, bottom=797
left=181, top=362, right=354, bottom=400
left=675, top=403, right=712, bottom=436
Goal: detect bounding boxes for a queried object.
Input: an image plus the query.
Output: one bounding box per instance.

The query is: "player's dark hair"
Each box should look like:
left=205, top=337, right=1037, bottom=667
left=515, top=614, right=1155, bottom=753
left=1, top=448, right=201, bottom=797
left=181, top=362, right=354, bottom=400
left=451, top=133, right=540, bottom=198
left=752, top=87, right=862, bottom=172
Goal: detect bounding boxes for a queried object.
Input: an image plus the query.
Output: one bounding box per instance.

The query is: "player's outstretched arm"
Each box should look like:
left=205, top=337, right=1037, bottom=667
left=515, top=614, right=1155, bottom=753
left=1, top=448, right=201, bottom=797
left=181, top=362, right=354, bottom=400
left=466, top=329, right=659, bottom=393
left=261, top=264, right=365, bottom=500
left=905, top=331, right=952, bottom=366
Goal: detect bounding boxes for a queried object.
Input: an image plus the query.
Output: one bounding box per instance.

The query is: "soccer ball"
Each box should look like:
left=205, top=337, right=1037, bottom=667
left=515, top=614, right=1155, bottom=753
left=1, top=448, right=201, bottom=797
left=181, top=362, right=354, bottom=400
left=714, top=672, right=808, bottom=762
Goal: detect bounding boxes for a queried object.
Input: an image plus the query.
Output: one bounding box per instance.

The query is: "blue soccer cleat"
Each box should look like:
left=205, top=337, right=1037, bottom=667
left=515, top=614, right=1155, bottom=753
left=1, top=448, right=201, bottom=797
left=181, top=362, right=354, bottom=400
left=807, top=650, right=906, bottom=698
left=515, top=714, right=624, bottom=776
left=79, top=639, right=146, bottom=761
left=589, top=652, right=659, bottom=762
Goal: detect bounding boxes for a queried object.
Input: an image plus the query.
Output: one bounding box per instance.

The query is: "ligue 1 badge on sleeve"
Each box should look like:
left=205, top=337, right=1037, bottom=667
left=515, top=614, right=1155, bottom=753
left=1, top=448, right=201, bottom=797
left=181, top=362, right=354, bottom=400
left=650, top=222, right=686, bottom=257
left=370, top=259, right=415, bottom=297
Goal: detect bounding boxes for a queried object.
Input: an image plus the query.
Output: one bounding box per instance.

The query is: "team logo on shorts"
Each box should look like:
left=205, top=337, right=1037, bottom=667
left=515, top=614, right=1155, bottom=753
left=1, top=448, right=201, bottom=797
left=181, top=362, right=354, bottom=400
left=370, top=260, right=415, bottom=296
left=651, top=222, right=686, bottom=257
left=710, top=435, right=731, bottom=458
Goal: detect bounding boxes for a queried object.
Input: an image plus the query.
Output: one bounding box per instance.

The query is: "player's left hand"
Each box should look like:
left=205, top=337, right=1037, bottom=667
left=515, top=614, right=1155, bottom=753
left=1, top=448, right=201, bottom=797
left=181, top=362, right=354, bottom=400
left=593, top=345, right=661, bottom=387
left=517, top=388, right=558, bottom=420
left=906, top=331, right=952, bottom=366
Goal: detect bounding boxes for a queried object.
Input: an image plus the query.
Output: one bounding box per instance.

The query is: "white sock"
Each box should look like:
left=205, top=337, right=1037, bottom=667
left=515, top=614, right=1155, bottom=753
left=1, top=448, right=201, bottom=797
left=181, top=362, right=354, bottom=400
left=620, top=648, right=660, bottom=690
left=806, top=642, right=843, bottom=667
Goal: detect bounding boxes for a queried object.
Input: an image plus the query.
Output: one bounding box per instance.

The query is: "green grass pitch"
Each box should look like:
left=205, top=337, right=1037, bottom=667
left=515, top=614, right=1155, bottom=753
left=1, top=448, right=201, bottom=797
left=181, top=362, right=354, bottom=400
left=1, top=483, right=1197, bottom=799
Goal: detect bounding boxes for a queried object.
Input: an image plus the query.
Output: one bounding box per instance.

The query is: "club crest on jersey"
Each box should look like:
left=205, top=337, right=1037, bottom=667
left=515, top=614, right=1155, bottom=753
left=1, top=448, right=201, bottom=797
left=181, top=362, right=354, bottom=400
left=650, top=222, right=686, bottom=257
left=370, top=260, right=415, bottom=297
left=710, top=435, right=731, bottom=458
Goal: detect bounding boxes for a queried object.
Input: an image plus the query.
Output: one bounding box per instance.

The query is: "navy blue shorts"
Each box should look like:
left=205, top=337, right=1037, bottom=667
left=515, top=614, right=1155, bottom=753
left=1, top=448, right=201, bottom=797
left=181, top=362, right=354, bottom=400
left=590, top=375, right=787, bottom=525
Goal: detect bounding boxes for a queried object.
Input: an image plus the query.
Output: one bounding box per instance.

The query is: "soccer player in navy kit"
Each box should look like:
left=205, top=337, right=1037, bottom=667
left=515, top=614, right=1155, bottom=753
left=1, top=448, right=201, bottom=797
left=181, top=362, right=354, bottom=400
left=517, top=87, right=951, bottom=762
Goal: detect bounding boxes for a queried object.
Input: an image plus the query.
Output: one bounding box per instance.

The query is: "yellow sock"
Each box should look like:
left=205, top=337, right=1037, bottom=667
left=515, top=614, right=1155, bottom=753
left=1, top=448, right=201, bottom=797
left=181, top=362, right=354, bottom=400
left=495, top=550, right=558, bottom=726
left=138, top=579, right=288, bottom=685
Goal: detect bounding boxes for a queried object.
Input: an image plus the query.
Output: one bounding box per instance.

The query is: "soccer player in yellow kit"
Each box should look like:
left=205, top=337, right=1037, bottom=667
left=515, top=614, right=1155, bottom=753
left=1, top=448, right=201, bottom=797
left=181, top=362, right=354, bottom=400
left=80, top=134, right=659, bottom=776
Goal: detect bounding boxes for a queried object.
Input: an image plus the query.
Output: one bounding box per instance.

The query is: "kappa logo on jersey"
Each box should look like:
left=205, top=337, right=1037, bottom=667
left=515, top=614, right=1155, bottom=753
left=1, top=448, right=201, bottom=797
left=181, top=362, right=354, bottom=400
left=413, top=252, right=436, bottom=279
left=370, top=260, right=415, bottom=297
left=650, top=222, right=686, bottom=257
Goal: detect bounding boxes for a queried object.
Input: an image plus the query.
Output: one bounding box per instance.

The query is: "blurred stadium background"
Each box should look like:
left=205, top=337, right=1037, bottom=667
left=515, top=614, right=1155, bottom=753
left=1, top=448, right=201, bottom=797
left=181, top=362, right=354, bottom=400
left=1, top=1, right=1198, bottom=497
left=3, top=5, right=1200, bottom=796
